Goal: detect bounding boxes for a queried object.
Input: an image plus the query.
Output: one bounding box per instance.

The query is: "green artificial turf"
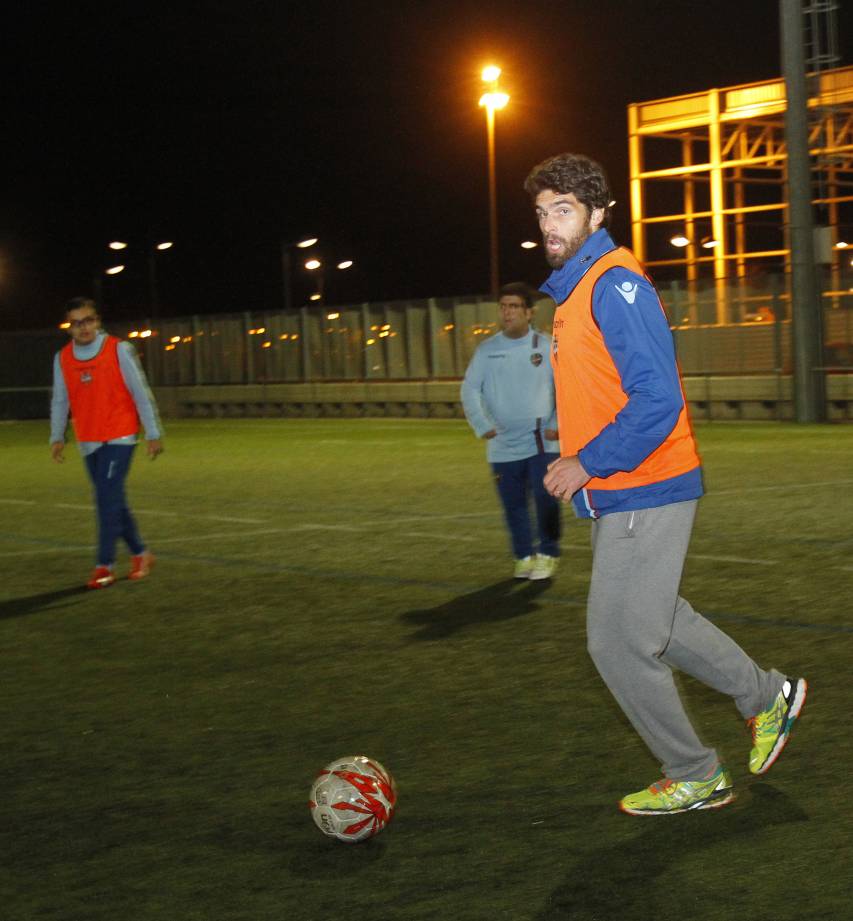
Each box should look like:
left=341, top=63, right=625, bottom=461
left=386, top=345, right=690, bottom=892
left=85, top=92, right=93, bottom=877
left=1, top=418, right=851, bottom=921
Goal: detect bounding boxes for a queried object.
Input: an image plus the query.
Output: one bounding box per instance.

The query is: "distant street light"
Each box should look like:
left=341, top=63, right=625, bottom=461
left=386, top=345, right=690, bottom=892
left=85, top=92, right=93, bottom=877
left=303, top=256, right=354, bottom=305
left=520, top=240, right=538, bottom=250
left=670, top=234, right=691, bottom=248
left=94, top=240, right=174, bottom=319
left=281, top=236, right=319, bottom=311
left=479, top=65, right=510, bottom=296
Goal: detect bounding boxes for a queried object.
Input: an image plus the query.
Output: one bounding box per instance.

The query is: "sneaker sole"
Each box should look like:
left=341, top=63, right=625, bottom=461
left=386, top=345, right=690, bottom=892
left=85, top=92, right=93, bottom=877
left=619, top=789, right=735, bottom=817
left=753, top=678, right=808, bottom=776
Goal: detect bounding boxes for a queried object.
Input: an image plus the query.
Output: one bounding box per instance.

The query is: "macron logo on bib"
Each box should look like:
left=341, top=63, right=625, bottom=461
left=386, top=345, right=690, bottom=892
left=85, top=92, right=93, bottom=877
left=615, top=281, right=638, bottom=304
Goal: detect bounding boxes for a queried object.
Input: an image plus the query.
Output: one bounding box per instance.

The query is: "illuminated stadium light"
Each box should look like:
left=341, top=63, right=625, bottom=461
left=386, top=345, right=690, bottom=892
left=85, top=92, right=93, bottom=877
left=670, top=235, right=690, bottom=248
left=479, top=91, right=509, bottom=111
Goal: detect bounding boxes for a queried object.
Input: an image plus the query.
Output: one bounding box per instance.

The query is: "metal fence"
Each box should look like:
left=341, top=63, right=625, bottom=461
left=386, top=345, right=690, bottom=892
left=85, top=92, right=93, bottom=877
left=1, top=278, right=851, bottom=418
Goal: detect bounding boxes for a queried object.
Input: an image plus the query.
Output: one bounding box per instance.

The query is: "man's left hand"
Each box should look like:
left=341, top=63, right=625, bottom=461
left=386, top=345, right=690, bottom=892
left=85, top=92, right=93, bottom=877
left=146, top=439, right=164, bottom=459
left=544, top=455, right=589, bottom=502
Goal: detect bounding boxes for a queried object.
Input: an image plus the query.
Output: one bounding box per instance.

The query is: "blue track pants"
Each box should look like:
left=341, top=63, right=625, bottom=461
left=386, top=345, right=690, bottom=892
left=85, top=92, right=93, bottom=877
left=84, top=444, right=145, bottom=567
left=491, top=452, right=561, bottom=559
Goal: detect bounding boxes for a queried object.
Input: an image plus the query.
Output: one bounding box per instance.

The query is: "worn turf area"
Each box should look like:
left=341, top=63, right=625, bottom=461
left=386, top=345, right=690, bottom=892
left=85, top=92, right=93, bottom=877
left=2, top=419, right=851, bottom=921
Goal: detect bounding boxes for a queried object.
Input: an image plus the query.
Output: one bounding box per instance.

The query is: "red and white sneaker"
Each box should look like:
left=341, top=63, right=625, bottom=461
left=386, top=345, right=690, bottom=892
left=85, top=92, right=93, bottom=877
left=129, top=551, right=155, bottom=581
left=87, top=566, right=115, bottom=590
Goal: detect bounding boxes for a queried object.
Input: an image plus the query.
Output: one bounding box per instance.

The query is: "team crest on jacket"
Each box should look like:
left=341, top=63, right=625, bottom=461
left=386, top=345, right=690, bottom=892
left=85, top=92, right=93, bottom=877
left=530, top=352, right=543, bottom=367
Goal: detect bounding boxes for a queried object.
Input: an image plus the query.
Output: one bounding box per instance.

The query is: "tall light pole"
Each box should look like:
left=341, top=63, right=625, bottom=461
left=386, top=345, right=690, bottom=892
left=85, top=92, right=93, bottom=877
left=282, top=237, right=318, bottom=311
left=479, top=65, right=509, bottom=297
left=148, top=241, right=174, bottom=322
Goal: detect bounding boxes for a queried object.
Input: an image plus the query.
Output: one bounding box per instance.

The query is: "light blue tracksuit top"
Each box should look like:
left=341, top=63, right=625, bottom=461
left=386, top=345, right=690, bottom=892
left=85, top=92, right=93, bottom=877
left=50, top=331, right=162, bottom=456
left=461, top=327, right=558, bottom=463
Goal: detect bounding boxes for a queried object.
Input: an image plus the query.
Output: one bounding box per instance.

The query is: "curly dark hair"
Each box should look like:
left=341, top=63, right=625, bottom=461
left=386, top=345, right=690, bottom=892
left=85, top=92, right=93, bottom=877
left=524, top=153, right=612, bottom=226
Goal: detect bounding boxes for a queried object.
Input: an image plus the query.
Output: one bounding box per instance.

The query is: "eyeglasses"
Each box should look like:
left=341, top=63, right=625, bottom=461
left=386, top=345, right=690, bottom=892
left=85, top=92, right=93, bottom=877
left=69, top=316, right=98, bottom=329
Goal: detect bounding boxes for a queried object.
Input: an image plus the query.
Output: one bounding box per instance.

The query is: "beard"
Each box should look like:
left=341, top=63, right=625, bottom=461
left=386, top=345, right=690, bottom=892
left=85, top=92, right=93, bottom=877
left=543, top=220, right=593, bottom=268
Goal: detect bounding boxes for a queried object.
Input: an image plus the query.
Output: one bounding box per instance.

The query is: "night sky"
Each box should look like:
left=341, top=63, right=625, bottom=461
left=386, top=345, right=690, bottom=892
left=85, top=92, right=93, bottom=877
left=1, top=1, right=850, bottom=330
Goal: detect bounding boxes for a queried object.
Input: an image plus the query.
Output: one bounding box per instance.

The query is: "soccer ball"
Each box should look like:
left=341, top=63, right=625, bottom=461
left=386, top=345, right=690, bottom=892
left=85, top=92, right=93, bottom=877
left=308, top=755, right=397, bottom=843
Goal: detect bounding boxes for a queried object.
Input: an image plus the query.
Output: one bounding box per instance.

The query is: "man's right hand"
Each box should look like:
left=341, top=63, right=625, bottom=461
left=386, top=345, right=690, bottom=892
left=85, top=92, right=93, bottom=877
left=50, top=442, right=65, bottom=464
left=483, top=429, right=497, bottom=439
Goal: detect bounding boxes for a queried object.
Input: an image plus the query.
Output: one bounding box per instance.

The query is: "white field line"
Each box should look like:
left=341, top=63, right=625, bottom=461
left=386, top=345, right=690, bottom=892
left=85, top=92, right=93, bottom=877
left=0, top=528, right=288, bottom=558
left=50, top=503, right=268, bottom=525
left=0, top=545, right=95, bottom=558
left=689, top=553, right=778, bottom=566
left=0, top=498, right=37, bottom=505
left=291, top=523, right=367, bottom=532
left=710, top=479, right=853, bottom=496
left=399, top=531, right=480, bottom=542
left=153, top=528, right=286, bottom=544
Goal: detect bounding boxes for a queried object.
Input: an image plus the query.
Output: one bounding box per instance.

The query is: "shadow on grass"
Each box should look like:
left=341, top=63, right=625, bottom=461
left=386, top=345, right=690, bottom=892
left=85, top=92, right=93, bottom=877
left=537, top=783, right=810, bottom=921
left=287, top=801, right=390, bottom=877
left=0, top=585, right=88, bottom=621
left=400, top=578, right=553, bottom=641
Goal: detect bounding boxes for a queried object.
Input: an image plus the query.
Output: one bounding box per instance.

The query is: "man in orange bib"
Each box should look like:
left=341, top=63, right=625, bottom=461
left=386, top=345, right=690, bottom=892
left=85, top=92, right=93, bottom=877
left=50, top=297, right=163, bottom=589
left=525, top=153, right=806, bottom=815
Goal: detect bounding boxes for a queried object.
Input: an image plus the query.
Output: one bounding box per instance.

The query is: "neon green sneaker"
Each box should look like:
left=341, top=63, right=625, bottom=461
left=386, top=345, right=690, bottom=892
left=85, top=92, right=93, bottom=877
left=748, top=677, right=808, bottom=775
left=619, top=766, right=734, bottom=816
left=529, top=553, right=558, bottom=581
left=513, top=556, right=534, bottom=579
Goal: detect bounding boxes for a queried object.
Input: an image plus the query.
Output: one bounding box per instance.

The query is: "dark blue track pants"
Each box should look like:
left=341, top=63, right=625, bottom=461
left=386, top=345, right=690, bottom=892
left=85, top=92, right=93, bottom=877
left=84, top=444, right=145, bottom=566
left=491, top=452, right=561, bottom=560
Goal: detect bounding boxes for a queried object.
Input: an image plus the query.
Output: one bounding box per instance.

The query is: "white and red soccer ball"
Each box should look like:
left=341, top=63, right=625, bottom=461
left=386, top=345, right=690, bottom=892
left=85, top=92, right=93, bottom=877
left=308, top=755, right=397, bottom=843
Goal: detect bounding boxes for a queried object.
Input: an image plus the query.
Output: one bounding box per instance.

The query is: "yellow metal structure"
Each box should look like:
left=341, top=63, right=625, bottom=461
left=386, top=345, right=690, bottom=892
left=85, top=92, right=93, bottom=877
left=628, top=65, right=853, bottom=323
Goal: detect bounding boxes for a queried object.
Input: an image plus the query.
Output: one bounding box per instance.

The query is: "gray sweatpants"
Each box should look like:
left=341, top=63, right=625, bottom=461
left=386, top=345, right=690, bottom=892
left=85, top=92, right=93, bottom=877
left=587, top=499, right=785, bottom=781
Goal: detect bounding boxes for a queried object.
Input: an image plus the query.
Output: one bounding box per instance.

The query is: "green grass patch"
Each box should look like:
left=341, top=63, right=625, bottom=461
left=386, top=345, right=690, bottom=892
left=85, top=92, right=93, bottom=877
left=1, top=419, right=851, bottom=920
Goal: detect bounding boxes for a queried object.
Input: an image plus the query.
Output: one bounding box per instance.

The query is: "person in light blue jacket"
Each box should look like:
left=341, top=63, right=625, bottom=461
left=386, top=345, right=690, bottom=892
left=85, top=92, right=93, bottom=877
left=461, top=282, right=561, bottom=580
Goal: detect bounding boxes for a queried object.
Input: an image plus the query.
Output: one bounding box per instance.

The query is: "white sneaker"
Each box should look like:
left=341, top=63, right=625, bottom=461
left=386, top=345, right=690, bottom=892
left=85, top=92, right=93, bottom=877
left=513, top=556, right=535, bottom=579
left=529, top=554, right=558, bottom=581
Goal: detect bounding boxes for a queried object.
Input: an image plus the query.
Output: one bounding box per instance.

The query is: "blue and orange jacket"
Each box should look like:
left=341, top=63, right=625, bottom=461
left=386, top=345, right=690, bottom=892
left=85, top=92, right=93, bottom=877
left=542, top=228, right=703, bottom=519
